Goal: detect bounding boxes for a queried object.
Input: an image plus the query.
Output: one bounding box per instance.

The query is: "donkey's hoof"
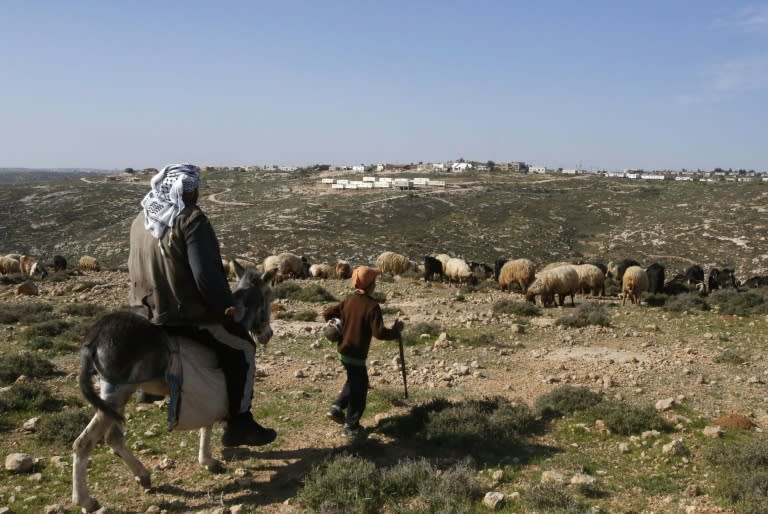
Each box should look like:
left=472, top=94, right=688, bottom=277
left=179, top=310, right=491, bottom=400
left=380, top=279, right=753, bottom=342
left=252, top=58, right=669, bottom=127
left=135, top=473, right=151, bottom=490
left=75, top=496, right=100, bottom=513
left=205, top=459, right=225, bottom=473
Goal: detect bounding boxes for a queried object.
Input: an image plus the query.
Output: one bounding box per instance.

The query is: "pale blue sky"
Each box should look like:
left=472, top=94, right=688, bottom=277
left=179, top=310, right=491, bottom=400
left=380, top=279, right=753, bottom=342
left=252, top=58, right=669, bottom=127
left=2, top=1, right=766, bottom=171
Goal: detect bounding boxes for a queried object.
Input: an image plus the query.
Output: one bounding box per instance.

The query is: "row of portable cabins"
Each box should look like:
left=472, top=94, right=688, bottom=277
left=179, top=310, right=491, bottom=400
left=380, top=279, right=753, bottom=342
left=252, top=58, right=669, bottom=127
left=321, top=177, right=446, bottom=190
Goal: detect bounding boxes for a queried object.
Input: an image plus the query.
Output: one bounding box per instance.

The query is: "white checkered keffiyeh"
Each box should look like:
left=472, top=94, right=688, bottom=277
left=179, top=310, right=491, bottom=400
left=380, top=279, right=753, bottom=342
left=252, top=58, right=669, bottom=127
left=141, top=163, right=201, bottom=239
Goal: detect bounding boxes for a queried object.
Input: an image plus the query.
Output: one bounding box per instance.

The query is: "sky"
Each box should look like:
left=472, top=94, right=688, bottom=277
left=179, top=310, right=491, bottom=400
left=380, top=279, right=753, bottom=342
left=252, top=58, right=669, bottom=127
left=1, top=1, right=767, bottom=171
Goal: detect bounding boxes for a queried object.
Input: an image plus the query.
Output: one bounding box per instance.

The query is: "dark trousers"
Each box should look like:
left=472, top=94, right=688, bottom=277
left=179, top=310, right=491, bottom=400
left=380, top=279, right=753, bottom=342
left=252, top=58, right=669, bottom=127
left=334, top=362, right=369, bottom=428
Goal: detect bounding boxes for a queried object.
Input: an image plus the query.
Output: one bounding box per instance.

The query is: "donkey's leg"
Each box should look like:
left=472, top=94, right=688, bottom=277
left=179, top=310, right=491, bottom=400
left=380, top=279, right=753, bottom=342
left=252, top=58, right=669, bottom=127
left=72, top=412, right=114, bottom=512
left=198, top=426, right=224, bottom=472
left=105, top=423, right=152, bottom=489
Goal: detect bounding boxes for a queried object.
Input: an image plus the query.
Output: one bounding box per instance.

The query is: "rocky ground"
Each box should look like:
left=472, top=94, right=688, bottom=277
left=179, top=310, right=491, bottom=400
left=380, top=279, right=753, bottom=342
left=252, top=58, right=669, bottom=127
left=2, top=269, right=767, bottom=513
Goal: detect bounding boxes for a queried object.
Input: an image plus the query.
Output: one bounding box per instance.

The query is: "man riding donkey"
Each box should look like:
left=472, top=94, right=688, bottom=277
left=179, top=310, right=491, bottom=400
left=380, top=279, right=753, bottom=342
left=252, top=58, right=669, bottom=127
left=128, top=163, right=276, bottom=447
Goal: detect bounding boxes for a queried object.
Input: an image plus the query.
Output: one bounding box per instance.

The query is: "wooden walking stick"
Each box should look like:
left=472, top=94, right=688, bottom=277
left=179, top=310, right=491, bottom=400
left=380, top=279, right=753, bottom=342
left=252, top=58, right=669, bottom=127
left=398, top=334, right=408, bottom=399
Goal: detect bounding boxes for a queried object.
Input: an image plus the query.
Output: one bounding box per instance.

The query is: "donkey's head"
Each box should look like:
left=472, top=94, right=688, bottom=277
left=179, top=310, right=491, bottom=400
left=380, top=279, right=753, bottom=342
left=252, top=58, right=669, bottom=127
left=232, top=260, right=277, bottom=344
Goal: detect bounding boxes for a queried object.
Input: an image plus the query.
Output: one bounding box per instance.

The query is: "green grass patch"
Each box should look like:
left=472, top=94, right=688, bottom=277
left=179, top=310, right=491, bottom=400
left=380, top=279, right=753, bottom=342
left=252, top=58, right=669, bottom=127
left=297, top=454, right=481, bottom=514
left=534, top=385, right=603, bottom=418
left=293, top=284, right=337, bottom=303
left=713, top=348, right=748, bottom=365
left=555, top=303, right=611, bottom=328
left=35, top=408, right=93, bottom=445
left=706, top=433, right=768, bottom=514
left=402, top=321, right=442, bottom=345
left=59, top=302, right=107, bottom=317
left=493, top=299, right=541, bottom=317
left=0, top=301, right=54, bottom=324
left=710, top=288, right=768, bottom=316
left=525, top=482, right=583, bottom=513
left=581, top=400, right=672, bottom=435
left=0, top=353, right=57, bottom=385
left=0, top=382, right=62, bottom=413
left=662, top=292, right=710, bottom=313
left=377, top=397, right=536, bottom=459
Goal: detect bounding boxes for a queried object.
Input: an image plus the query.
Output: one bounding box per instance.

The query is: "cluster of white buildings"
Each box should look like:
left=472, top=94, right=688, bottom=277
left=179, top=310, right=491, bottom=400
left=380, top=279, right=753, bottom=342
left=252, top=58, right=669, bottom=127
left=320, top=176, right=446, bottom=191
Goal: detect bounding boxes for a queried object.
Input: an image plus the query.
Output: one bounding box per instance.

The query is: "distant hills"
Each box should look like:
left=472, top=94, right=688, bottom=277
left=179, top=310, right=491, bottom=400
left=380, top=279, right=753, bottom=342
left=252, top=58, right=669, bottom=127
left=0, top=168, right=117, bottom=183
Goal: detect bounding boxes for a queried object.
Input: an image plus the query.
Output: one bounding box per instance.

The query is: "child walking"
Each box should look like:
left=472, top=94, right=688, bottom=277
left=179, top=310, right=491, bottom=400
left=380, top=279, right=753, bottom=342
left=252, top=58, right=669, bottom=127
left=322, top=266, right=404, bottom=437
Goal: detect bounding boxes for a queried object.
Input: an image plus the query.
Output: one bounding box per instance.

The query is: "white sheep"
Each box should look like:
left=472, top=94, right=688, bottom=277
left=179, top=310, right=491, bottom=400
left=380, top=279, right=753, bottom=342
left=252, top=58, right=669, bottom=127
left=335, top=260, right=352, bottom=279
left=525, top=264, right=579, bottom=307
left=19, top=255, right=48, bottom=279
left=277, top=252, right=309, bottom=278
left=444, top=257, right=476, bottom=285
left=375, top=251, right=412, bottom=274
left=621, top=266, right=648, bottom=306
left=498, top=258, right=536, bottom=293
left=573, top=263, right=605, bottom=297
left=539, top=261, right=572, bottom=273
left=263, top=255, right=280, bottom=272
left=434, top=253, right=451, bottom=270
left=79, top=256, right=101, bottom=271
left=309, top=263, right=334, bottom=278
left=0, top=256, right=20, bottom=274
left=263, top=253, right=308, bottom=278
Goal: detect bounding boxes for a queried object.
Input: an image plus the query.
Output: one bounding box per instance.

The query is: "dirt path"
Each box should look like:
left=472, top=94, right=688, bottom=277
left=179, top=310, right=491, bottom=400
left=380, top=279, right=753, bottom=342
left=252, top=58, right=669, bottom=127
left=207, top=188, right=252, bottom=206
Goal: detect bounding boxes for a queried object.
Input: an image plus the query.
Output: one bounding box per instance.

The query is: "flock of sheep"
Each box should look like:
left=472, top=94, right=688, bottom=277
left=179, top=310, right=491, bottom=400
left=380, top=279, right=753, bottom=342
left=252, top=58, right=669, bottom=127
left=230, top=250, right=760, bottom=308
left=5, top=248, right=764, bottom=307
left=0, top=254, right=100, bottom=279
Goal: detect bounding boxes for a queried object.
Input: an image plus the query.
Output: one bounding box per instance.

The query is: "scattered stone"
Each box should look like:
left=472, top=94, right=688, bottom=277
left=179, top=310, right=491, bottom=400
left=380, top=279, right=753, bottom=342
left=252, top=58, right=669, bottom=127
left=294, top=370, right=306, bottom=378
left=541, top=470, right=566, bottom=484
left=5, top=453, right=33, bottom=473
left=702, top=425, right=724, bottom=438
left=618, top=442, right=631, bottom=453
left=662, top=439, right=687, bottom=455
left=483, top=491, right=505, bottom=509
left=43, top=504, right=67, bottom=514
left=571, top=473, right=597, bottom=486
left=22, top=417, right=40, bottom=432
left=655, top=398, right=675, bottom=411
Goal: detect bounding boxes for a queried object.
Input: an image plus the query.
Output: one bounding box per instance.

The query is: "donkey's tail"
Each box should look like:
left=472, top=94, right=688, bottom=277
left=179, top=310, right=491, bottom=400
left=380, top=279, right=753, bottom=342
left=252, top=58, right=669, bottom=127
left=79, top=346, right=124, bottom=423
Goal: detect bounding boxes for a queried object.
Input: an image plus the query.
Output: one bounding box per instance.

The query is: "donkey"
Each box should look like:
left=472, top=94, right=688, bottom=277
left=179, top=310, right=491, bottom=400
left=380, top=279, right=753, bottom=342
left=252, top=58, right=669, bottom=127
left=72, top=263, right=277, bottom=513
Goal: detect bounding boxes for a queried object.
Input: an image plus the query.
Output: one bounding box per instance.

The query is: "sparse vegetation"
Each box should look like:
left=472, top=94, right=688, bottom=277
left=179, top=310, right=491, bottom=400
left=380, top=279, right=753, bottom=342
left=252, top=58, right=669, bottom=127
left=493, top=298, right=541, bottom=317
left=0, top=382, right=61, bottom=413
left=0, top=302, right=54, bottom=324
left=35, top=409, right=93, bottom=445
left=555, top=302, right=611, bottom=328
left=525, top=482, right=582, bottom=513
left=662, top=292, right=710, bottom=312
left=706, top=433, right=768, bottom=514
left=534, top=385, right=603, bottom=418
left=0, top=353, right=56, bottom=385
left=713, top=349, right=748, bottom=365
left=0, top=172, right=767, bottom=513
left=582, top=400, right=672, bottom=435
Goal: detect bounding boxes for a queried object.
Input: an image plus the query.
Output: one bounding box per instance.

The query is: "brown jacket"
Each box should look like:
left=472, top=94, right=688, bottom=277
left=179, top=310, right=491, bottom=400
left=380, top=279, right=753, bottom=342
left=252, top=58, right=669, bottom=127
left=323, top=292, right=399, bottom=361
left=128, top=206, right=234, bottom=326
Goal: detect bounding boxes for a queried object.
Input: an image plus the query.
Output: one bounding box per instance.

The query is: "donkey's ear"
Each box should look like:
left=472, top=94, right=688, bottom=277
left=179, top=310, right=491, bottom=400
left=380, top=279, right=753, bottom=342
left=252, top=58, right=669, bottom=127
left=232, top=258, right=246, bottom=280
left=262, top=267, right=278, bottom=285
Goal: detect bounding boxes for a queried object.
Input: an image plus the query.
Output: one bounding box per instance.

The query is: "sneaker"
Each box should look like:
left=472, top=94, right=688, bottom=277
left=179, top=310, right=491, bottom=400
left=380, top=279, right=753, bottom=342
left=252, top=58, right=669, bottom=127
left=326, top=405, right=345, bottom=425
left=342, top=423, right=365, bottom=439
left=221, top=413, right=277, bottom=447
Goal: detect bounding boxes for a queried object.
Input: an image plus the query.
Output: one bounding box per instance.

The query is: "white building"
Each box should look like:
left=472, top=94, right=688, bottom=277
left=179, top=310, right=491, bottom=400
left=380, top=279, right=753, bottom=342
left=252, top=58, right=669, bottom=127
left=530, top=166, right=547, bottom=174
left=352, top=165, right=365, bottom=173
left=452, top=162, right=472, bottom=172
